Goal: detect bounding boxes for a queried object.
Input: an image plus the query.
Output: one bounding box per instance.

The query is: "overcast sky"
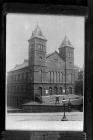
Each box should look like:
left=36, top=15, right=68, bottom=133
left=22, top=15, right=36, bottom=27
left=6, top=14, right=85, bottom=71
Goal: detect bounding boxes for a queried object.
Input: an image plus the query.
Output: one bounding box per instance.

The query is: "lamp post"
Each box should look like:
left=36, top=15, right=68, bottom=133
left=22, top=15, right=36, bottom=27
left=61, top=97, right=68, bottom=121
left=61, top=51, right=68, bottom=121
left=65, top=50, right=66, bottom=95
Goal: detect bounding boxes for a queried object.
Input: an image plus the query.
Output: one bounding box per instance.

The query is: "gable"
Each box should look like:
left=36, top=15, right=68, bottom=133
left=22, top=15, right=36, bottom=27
left=46, top=51, right=65, bottom=70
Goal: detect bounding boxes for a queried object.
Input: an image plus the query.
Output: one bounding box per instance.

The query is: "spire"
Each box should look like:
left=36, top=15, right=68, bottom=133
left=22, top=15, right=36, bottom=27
left=31, top=24, right=47, bottom=40
left=59, top=35, right=73, bottom=48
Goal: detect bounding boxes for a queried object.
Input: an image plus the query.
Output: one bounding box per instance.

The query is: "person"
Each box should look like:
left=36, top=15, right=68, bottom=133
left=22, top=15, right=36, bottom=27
left=68, top=98, right=72, bottom=112
left=55, top=94, right=59, bottom=104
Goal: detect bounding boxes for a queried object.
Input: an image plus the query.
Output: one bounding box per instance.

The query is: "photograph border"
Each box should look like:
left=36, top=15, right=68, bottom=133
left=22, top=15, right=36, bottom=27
left=1, top=2, right=92, bottom=140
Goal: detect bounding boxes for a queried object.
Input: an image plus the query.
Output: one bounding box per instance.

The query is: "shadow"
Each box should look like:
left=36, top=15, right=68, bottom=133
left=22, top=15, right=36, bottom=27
left=2, top=131, right=85, bottom=140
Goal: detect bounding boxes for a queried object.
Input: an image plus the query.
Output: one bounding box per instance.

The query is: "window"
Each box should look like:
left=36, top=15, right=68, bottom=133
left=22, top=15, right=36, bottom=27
left=41, top=45, right=43, bottom=50
left=60, top=72, right=63, bottom=83
left=22, top=73, right=24, bottom=80
left=69, top=87, right=72, bottom=94
left=68, top=52, right=72, bottom=57
left=37, top=44, right=40, bottom=49
left=39, top=70, right=42, bottom=82
left=68, top=74, right=72, bottom=83
left=51, top=72, right=53, bottom=83
left=49, top=87, right=52, bottom=95
left=54, top=72, right=56, bottom=83
left=50, top=71, right=51, bottom=83
left=58, top=72, right=60, bottom=83
left=18, top=74, right=20, bottom=81
left=24, top=73, right=26, bottom=80
left=26, top=72, right=28, bottom=79
left=56, top=72, right=57, bottom=82
left=38, top=87, right=42, bottom=96
left=60, top=87, right=63, bottom=94
left=40, top=56, right=42, bottom=59
left=54, top=87, right=58, bottom=95
left=15, top=75, right=17, bottom=81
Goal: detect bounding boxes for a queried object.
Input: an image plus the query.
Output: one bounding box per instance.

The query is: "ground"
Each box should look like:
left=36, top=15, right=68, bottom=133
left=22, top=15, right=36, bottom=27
left=6, top=112, right=83, bottom=131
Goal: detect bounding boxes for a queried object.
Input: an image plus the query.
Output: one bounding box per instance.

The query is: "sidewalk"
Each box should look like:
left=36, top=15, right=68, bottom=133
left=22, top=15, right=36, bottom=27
left=6, top=112, right=83, bottom=121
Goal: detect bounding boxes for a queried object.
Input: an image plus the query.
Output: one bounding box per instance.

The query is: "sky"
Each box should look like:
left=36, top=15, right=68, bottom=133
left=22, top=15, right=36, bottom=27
left=6, top=14, right=85, bottom=72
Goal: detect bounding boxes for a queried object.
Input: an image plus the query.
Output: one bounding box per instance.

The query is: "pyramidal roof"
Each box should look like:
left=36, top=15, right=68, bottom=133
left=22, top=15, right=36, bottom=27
left=30, top=25, right=47, bottom=40
left=59, top=35, right=73, bottom=48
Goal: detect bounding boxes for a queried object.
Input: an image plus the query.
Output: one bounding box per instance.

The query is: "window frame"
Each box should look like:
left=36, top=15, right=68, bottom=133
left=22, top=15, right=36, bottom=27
left=3, top=3, right=91, bottom=140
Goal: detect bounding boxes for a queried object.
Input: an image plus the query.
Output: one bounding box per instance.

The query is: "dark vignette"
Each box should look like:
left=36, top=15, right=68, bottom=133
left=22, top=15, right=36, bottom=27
left=0, top=1, right=93, bottom=140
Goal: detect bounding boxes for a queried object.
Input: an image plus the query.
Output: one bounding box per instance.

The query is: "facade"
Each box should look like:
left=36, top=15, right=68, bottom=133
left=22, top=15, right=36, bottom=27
left=7, top=25, right=78, bottom=107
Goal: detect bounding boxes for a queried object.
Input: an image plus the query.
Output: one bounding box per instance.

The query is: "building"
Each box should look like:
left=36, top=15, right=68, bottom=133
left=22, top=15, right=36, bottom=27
left=7, top=25, right=78, bottom=107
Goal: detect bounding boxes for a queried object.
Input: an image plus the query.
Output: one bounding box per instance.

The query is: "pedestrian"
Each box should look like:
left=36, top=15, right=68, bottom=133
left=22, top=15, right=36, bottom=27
left=55, top=95, right=59, bottom=104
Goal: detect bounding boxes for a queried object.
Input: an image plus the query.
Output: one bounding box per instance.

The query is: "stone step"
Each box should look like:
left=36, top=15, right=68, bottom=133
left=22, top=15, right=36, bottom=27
left=42, top=94, right=82, bottom=105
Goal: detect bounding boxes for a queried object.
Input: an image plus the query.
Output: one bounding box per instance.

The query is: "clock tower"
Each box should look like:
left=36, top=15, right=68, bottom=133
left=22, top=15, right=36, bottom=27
left=58, top=35, right=74, bottom=94
left=59, top=35, right=74, bottom=68
left=28, top=25, right=47, bottom=100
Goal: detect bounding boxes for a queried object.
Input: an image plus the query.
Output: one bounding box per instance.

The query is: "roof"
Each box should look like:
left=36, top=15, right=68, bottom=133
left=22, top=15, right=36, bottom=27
left=30, top=25, right=47, bottom=40
left=9, top=59, right=28, bottom=72
left=9, top=51, right=76, bottom=72
left=46, top=51, right=57, bottom=58
left=59, top=35, right=74, bottom=48
left=46, top=51, right=65, bottom=70
left=74, top=65, right=81, bottom=70
left=46, top=51, right=63, bottom=59
left=8, top=51, right=65, bottom=72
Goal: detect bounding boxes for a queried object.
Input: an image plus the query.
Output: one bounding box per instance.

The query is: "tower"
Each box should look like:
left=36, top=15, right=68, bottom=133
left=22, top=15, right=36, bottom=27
left=58, top=35, right=74, bottom=94
left=59, top=35, right=74, bottom=68
left=28, top=25, right=47, bottom=100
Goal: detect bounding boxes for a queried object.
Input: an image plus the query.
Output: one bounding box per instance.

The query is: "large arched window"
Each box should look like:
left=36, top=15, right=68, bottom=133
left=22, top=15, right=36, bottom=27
left=54, top=86, right=58, bottom=95
left=69, top=87, right=72, bottom=94
left=38, top=87, right=42, bottom=96
left=49, top=87, right=52, bottom=95
left=60, top=87, right=63, bottom=94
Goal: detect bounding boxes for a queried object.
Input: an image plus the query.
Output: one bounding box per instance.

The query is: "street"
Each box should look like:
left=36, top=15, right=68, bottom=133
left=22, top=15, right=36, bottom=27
left=6, top=112, right=83, bottom=131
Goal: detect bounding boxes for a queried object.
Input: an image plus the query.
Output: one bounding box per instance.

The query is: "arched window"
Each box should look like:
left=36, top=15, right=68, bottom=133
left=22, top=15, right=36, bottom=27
left=51, top=72, right=53, bottom=83
left=54, top=72, right=56, bottom=83
left=58, top=72, right=60, bottom=83
left=56, top=72, right=57, bottom=82
left=61, top=72, right=63, bottom=83
left=54, top=87, right=58, bottom=95
left=49, top=87, right=52, bottom=95
left=60, top=87, right=63, bottom=94
left=50, top=71, right=51, bottom=83
left=38, top=87, right=42, bottom=96
left=69, top=87, right=72, bottom=94
left=39, top=70, right=42, bottom=82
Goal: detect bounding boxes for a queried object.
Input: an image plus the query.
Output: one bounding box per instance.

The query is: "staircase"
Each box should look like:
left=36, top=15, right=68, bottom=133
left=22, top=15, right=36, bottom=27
left=42, top=94, right=80, bottom=105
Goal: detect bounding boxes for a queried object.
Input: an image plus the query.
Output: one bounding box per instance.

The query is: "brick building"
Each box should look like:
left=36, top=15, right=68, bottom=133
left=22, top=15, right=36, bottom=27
left=7, top=25, right=78, bottom=107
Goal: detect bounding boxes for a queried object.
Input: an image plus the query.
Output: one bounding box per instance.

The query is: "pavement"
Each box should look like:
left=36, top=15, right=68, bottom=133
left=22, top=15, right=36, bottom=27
left=6, top=112, right=83, bottom=131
